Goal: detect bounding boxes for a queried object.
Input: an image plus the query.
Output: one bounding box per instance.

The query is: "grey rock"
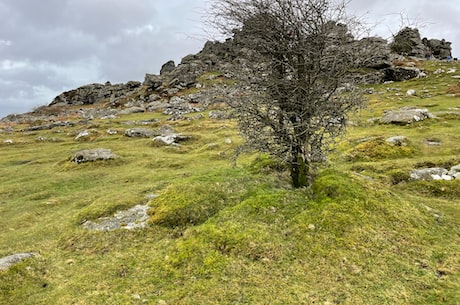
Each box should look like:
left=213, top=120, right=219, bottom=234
left=386, top=136, right=408, bottom=146
left=124, top=128, right=158, bottom=138
left=209, top=110, right=231, bottom=120
left=449, top=164, right=460, bottom=178
left=72, top=148, right=117, bottom=163
left=406, top=89, right=416, bottom=96
left=119, top=107, right=145, bottom=115
left=75, top=130, right=91, bottom=140
left=380, top=107, right=434, bottom=124
left=158, top=124, right=174, bottom=136
left=82, top=205, right=150, bottom=231
left=410, top=168, right=450, bottom=181
left=23, top=121, right=75, bottom=132
left=0, top=252, right=39, bottom=271
left=384, top=67, right=421, bottom=82
left=152, top=134, right=192, bottom=146
left=143, top=74, right=163, bottom=90
left=160, top=60, right=175, bottom=75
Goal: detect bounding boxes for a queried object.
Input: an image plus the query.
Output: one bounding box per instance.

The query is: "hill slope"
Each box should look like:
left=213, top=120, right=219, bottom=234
left=0, top=58, right=459, bottom=304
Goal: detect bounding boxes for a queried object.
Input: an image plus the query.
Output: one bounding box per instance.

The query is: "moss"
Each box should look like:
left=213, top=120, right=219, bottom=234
left=345, top=137, right=416, bottom=161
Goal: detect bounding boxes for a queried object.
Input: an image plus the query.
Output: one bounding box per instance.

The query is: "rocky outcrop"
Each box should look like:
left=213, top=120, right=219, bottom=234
left=391, top=27, right=452, bottom=59
left=50, top=81, right=142, bottom=106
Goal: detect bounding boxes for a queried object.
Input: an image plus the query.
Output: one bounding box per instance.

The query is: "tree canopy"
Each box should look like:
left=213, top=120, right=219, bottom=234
left=211, top=0, right=365, bottom=188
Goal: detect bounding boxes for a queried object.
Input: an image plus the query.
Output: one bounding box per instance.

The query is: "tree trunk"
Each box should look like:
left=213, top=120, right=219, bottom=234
left=290, top=152, right=309, bottom=188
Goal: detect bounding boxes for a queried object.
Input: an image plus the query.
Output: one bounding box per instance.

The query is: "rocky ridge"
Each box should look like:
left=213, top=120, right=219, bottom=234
left=1, top=27, right=453, bottom=126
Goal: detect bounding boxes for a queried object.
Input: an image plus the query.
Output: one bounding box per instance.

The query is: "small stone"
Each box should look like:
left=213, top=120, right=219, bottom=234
left=75, top=130, right=91, bottom=140
left=308, top=224, right=316, bottom=231
left=406, top=89, right=416, bottom=96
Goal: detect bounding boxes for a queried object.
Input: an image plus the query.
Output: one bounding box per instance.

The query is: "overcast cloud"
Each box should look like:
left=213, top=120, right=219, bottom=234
left=1, top=0, right=459, bottom=118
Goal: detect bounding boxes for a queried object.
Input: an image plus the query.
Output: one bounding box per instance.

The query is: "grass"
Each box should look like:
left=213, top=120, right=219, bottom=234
left=1, top=60, right=460, bottom=304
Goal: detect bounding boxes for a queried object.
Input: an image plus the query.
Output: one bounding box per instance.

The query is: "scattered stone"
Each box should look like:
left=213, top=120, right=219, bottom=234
left=433, top=68, right=444, bottom=74
left=37, top=136, right=60, bottom=142
left=3, top=139, right=14, bottom=144
left=75, top=130, right=91, bottom=140
left=406, top=89, right=416, bottom=96
left=107, top=129, right=118, bottom=135
left=380, top=107, right=434, bottom=124
left=81, top=204, right=150, bottom=231
left=72, top=148, right=117, bottom=163
left=124, top=128, right=159, bottom=138
left=0, top=252, right=39, bottom=271
left=386, top=136, right=408, bottom=146
left=410, top=168, right=451, bottom=181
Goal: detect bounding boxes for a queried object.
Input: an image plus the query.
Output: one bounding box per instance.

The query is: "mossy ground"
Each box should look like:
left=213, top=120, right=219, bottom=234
left=1, top=60, right=460, bottom=304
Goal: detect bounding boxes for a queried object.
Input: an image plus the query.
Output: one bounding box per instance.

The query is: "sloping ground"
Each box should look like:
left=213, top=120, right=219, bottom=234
left=0, top=59, right=459, bottom=304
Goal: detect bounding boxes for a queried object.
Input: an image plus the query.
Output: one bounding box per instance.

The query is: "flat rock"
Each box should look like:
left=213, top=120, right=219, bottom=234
left=380, top=107, right=434, bottom=124
left=82, top=204, right=150, bottom=231
left=0, top=252, right=39, bottom=271
left=124, top=128, right=159, bottom=138
left=72, top=148, right=117, bottom=163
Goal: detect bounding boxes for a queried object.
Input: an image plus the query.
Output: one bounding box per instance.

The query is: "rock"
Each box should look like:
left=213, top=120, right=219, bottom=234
left=158, top=125, right=174, bottom=136
left=50, top=82, right=141, bottom=107
left=406, top=89, right=416, bottom=96
left=72, top=148, right=117, bottom=163
left=152, top=134, right=192, bottom=146
left=380, top=107, right=434, bottom=124
left=82, top=205, right=150, bottom=231
left=0, top=252, right=39, bottom=271
left=160, top=60, right=175, bottom=75
left=119, top=107, right=145, bottom=115
left=124, top=128, right=159, bottom=138
left=107, top=129, right=118, bottom=135
left=386, top=136, right=408, bottom=146
left=384, top=67, right=421, bottom=82
left=390, top=27, right=428, bottom=58
left=75, top=130, right=92, bottom=140
left=23, top=121, right=75, bottom=132
left=449, top=164, right=460, bottom=178
left=209, top=110, right=231, bottom=120
left=424, top=38, right=452, bottom=59
left=143, top=74, right=163, bottom=90
left=410, top=168, right=450, bottom=181
left=3, top=139, right=14, bottom=144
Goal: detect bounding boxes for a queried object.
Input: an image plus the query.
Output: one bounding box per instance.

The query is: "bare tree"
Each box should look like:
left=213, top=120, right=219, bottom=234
left=210, top=0, right=365, bottom=188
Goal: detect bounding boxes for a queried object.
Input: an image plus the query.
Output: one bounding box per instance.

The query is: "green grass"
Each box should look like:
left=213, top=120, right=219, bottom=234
left=1, top=60, right=460, bottom=304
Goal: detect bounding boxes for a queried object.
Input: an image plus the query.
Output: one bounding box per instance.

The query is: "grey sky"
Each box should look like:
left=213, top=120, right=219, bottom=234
left=1, top=0, right=459, bottom=118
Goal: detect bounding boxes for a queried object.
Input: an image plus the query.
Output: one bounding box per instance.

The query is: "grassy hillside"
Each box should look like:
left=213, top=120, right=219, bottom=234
left=1, top=59, right=459, bottom=304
